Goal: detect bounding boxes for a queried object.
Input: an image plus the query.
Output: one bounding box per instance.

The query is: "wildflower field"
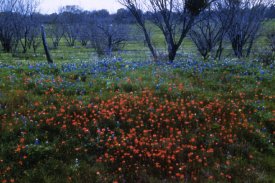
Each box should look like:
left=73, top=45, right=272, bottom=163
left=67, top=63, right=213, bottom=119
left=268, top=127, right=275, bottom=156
left=0, top=58, right=274, bottom=182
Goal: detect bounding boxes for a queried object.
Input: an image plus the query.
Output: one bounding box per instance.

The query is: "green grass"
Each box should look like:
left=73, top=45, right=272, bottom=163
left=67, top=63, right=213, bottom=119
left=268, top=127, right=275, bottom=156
left=1, top=19, right=274, bottom=64
left=0, top=57, right=274, bottom=182
left=0, top=19, right=274, bottom=183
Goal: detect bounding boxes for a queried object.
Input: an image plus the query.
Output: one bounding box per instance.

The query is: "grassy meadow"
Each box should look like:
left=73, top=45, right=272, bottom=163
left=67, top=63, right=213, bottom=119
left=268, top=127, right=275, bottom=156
left=0, top=20, right=274, bottom=182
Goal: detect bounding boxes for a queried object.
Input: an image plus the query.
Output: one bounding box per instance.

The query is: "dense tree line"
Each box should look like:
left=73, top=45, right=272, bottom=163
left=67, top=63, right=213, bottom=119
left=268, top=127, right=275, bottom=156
left=0, top=0, right=274, bottom=61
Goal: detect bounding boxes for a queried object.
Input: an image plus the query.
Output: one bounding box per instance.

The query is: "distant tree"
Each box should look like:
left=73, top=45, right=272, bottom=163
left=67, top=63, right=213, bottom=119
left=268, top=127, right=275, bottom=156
left=257, top=27, right=275, bottom=65
left=190, top=9, right=221, bottom=60
left=0, top=0, right=18, bottom=12
left=114, top=8, right=135, bottom=24
left=12, top=0, right=40, bottom=53
left=1, top=0, right=40, bottom=54
left=77, top=24, right=92, bottom=47
left=43, top=13, right=60, bottom=24
left=0, top=0, right=18, bottom=52
left=47, top=14, right=64, bottom=49
left=266, top=29, right=275, bottom=53
left=119, top=0, right=213, bottom=62
left=265, top=5, right=275, bottom=19
left=0, top=12, right=17, bottom=52
left=225, top=0, right=272, bottom=58
left=27, top=14, right=41, bottom=54
left=76, top=12, right=93, bottom=47
left=118, top=0, right=158, bottom=60
left=190, top=1, right=233, bottom=60
left=59, top=5, right=83, bottom=47
left=91, top=9, right=109, bottom=18
left=58, top=5, right=83, bottom=14
left=91, top=18, right=129, bottom=56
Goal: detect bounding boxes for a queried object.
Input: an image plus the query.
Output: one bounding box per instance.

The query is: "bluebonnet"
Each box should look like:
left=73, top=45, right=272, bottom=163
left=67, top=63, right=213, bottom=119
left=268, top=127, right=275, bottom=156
left=34, top=138, right=40, bottom=145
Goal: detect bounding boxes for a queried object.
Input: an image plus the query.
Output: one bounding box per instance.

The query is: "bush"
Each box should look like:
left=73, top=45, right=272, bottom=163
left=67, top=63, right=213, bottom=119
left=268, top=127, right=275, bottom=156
left=257, top=50, right=275, bottom=66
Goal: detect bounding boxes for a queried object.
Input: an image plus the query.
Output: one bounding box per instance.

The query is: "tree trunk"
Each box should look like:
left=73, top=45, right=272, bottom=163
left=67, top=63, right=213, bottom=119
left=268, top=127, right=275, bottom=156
left=41, top=25, right=53, bottom=64
left=108, top=36, right=112, bottom=56
left=236, top=44, right=243, bottom=58
left=232, top=41, right=243, bottom=58
left=3, top=42, right=12, bottom=53
left=167, top=38, right=178, bottom=62
left=142, top=26, right=158, bottom=61
left=168, top=47, right=177, bottom=63
left=215, top=39, right=224, bottom=60
left=1, top=36, right=13, bottom=53
left=246, top=38, right=255, bottom=57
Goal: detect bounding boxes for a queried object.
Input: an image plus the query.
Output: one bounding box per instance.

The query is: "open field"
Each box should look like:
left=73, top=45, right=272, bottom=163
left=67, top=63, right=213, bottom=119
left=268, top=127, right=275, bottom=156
left=0, top=19, right=274, bottom=64
left=0, top=55, right=274, bottom=182
left=0, top=14, right=274, bottom=183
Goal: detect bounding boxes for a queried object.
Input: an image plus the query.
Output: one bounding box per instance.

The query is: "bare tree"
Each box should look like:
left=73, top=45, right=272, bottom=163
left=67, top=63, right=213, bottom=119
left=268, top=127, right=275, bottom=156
left=0, top=0, right=3, bottom=10
left=225, top=0, right=270, bottom=58
left=119, top=0, right=213, bottom=62
left=267, top=30, right=275, bottom=53
left=77, top=12, right=93, bottom=47
left=190, top=1, right=233, bottom=60
left=47, top=14, right=64, bottom=49
left=0, top=0, right=40, bottom=53
left=91, top=18, right=129, bottom=56
left=0, top=0, right=18, bottom=12
left=13, top=0, right=40, bottom=53
left=27, top=20, right=41, bottom=54
left=0, top=13, right=17, bottom=52
left=265, top=4, right=275, bottom=19
left=59, top=5, right=82, bottom=47
left=148, top=0, right=214, bottom=61
left=257, top=27, right=275, bottom=65
left=118, top=0, right=158, bottom=60
left=114, top=8, right=136, bottom=24
left=0, top=0, right=18, bottom=52
left=190, top=9, right=220, bottom=59
left=77, top=24, right=92, bottom=47
left=63, top=23, right=79, bottom=47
